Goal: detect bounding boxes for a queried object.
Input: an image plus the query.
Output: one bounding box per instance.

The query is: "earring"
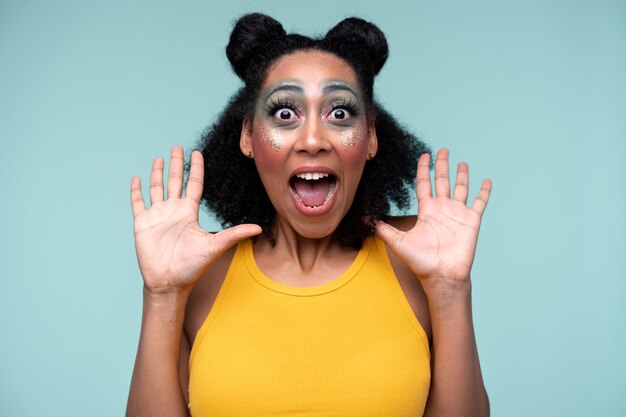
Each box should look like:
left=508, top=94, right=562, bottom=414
left=246, top=151, right=253, bottom=158
left=367, top=152, right=375, bottom=160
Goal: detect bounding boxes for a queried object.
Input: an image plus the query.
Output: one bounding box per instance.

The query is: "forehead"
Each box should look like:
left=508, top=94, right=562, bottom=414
left=260, top=51, right=360, bottom=93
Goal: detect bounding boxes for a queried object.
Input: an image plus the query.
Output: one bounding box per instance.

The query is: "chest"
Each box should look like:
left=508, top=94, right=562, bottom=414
left=188, top=259, right=431, bottom=417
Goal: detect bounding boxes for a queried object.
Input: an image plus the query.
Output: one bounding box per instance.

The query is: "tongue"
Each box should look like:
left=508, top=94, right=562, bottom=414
left=291, top=177, right=331, bottom=207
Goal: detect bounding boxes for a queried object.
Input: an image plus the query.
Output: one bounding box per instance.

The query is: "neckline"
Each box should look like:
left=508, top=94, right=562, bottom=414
left=242, top=237, right=372, bottom=297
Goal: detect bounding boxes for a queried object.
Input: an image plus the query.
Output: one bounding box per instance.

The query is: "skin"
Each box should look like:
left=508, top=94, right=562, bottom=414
left=240, top=52, right=378, bottom=246
left=126, top=51, right=492, bottom=417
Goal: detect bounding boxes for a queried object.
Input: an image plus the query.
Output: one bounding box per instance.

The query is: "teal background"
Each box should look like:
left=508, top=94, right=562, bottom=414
left=1, top=0, right=624, bottom=415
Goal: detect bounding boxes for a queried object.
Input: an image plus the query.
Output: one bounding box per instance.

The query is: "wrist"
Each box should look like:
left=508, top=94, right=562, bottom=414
left=143, top=286, right=191, bottom=309
left=421, top=276, right=472, bottom=313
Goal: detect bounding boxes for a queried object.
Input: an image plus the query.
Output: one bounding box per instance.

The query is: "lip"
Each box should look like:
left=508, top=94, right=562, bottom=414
left=288, top=165, right=339, bottom=217
left=289, top=165, right=339, bottom=178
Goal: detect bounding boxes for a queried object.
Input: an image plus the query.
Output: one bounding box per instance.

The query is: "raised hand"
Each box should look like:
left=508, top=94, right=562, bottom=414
left=375, top=148, right=491, bottom=287
left=130, top=146, right=261, bottom=294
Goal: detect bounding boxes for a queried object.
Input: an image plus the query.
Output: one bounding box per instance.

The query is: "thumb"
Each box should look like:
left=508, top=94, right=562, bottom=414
left=211, top=224, right=262, bottom=256
left=374, top=220, right=404, bottom=253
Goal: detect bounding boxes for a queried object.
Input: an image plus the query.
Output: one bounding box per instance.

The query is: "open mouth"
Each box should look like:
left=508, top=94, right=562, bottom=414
left=289, top=172, right=337, bottom=209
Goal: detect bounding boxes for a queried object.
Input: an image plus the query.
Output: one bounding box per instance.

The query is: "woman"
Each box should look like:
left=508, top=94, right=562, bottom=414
left=127, top=13, right=491, bottom=417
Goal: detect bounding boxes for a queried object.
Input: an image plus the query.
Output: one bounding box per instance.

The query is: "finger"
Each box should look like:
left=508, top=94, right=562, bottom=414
left=434, top=148, right=450, bottom=198
left=185, top=151, right=204, bottom=203
left=149, top=157, right=164, bottom=206
left=212, top=224, right=263, bottom=256
left=416, top=153, right=432, bottom=203
left=471, top=179, right=492, bottom=216
left=167, top=145, right=185, bottom=199
left=453, top=162, right=469, bottom=204
left=374, top=220, right=405, bottom=254
left=130, top=177, right=146, bottom=217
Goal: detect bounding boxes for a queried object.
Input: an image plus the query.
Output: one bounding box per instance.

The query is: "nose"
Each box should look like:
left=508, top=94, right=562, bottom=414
left=293, top=116, right=332, bottom=155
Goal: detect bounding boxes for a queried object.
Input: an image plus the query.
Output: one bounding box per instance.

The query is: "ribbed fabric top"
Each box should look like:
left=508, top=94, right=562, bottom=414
left=188, top=236, right=431, bottom=416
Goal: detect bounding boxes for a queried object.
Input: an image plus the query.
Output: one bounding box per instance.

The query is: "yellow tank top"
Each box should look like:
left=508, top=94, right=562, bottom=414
left=188, top=236, right=431, bottom=416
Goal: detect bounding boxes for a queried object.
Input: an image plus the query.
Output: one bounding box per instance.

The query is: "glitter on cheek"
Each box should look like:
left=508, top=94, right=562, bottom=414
left=260, top=127, right=284, bottom=151
left=340, top=127, right=362, bottom=148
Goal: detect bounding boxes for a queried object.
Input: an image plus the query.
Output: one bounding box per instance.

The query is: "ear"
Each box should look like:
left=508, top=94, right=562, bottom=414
left=240, top=118, right=253, bottom=157
left=366, top=118, right=378, bottom=158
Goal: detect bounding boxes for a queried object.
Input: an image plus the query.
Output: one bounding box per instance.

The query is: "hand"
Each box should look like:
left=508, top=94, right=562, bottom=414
left=130, top=146, right=261, bottom=294
left=375, top=148, right=492, bottom=288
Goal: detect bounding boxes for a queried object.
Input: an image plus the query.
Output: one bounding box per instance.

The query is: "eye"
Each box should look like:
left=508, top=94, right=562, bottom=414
left=327, top=107, right=354, bottom=122
left=329, top=108, right=349, bottom=120
left=326, top=99, right=360, bottom=121
left=275, top=108, right=296, bottom=121
left=264, top=97, right=301, bottom=123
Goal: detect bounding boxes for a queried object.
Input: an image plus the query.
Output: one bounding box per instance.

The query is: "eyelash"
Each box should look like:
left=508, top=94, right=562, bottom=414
left=329, top=98, right=360, bottom=118
left=263, top=98, right=361, bottom=119
left=264, top=98, right=300, bottom=118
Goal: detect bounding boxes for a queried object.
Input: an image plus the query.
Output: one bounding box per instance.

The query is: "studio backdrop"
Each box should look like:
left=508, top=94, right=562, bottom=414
left=1, top=1, right=624, bottom=416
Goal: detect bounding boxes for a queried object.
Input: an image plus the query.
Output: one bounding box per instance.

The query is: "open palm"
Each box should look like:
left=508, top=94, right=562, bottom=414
left=130, top=146, right=261, bottom=294
left=376, top=149, right=492, bottom=283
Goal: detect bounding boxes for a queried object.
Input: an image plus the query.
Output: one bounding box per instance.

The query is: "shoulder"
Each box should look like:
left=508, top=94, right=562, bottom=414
left=378, top=215, right=432, bottom=342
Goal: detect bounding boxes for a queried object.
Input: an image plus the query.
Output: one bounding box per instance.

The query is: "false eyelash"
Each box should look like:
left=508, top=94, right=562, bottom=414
left=263, top=97, right=361, bottom=118
left=330, top=97, right=361, bottom=116
left=263, top=97, right=300, bottom=116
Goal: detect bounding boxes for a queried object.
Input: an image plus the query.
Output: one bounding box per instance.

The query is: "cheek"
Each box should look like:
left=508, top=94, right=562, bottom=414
left=339, top=126, right=364, bottom=148
left=257, top=126, right=284, bottom=151
left=336, top=128, right=370, bottom=180
left=336, top=125, right=370, bottom=164
left=251, top=127, right=287, bottom=171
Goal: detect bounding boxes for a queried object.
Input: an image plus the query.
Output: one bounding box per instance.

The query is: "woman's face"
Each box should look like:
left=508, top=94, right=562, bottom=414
left=241, top=50, right=377, bottom=240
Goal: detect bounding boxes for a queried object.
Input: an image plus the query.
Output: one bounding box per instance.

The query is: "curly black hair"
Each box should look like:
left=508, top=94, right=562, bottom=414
left=192, top=13, right=430, bottom=249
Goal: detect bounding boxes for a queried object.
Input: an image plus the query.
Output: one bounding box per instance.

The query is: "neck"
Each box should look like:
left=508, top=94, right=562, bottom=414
left=254, top=216, right=356, bottom=282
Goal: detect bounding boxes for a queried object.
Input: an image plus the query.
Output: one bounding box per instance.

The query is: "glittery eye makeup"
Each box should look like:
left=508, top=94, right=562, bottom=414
left=322, top=96, right=361, bottom=122
left=259, top=82, right=305, bottom=125
left=263, top=96, right=302, bottom=123
left=255, top=79, right=367, bottom=149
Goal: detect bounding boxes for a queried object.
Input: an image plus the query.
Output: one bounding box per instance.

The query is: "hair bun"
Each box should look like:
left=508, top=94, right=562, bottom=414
left=226, top=13, right=286, bottom=80
left=323, top=17, right=389, bottom=76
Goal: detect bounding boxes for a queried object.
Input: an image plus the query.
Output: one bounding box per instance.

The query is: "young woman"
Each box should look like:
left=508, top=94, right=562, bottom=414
left=127, top=13, right=491, bottom=417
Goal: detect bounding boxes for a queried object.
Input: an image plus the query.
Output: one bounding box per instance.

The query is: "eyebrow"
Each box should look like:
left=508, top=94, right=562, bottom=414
left=321, top=82, right=359, bottom=97
left=262, top=80, right=360, bottom=101
left=262, top=82, right=304, bottom=101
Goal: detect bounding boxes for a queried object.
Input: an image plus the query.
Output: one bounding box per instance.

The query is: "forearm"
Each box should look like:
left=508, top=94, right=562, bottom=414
left=126, top=289, right=190, bottom=417
left=423, top=278, right=489, bottom=417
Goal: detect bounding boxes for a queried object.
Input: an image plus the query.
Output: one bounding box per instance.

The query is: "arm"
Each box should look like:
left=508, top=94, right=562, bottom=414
left=376, top=149, right=491, bottom=417
left=421, top=278, right=489, bottom=416
left=126, top=146, right=261, bottom=417
left=126, top=290, right=191, bottom=416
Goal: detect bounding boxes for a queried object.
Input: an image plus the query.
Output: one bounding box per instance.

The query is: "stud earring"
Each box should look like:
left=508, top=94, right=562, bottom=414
left=246, top=151, right=253, bottom=158
left=367, top=152, right=375, bottom=160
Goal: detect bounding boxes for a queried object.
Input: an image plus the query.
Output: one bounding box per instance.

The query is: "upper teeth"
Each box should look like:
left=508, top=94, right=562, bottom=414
left=296, top=172, right=329, bottom=180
